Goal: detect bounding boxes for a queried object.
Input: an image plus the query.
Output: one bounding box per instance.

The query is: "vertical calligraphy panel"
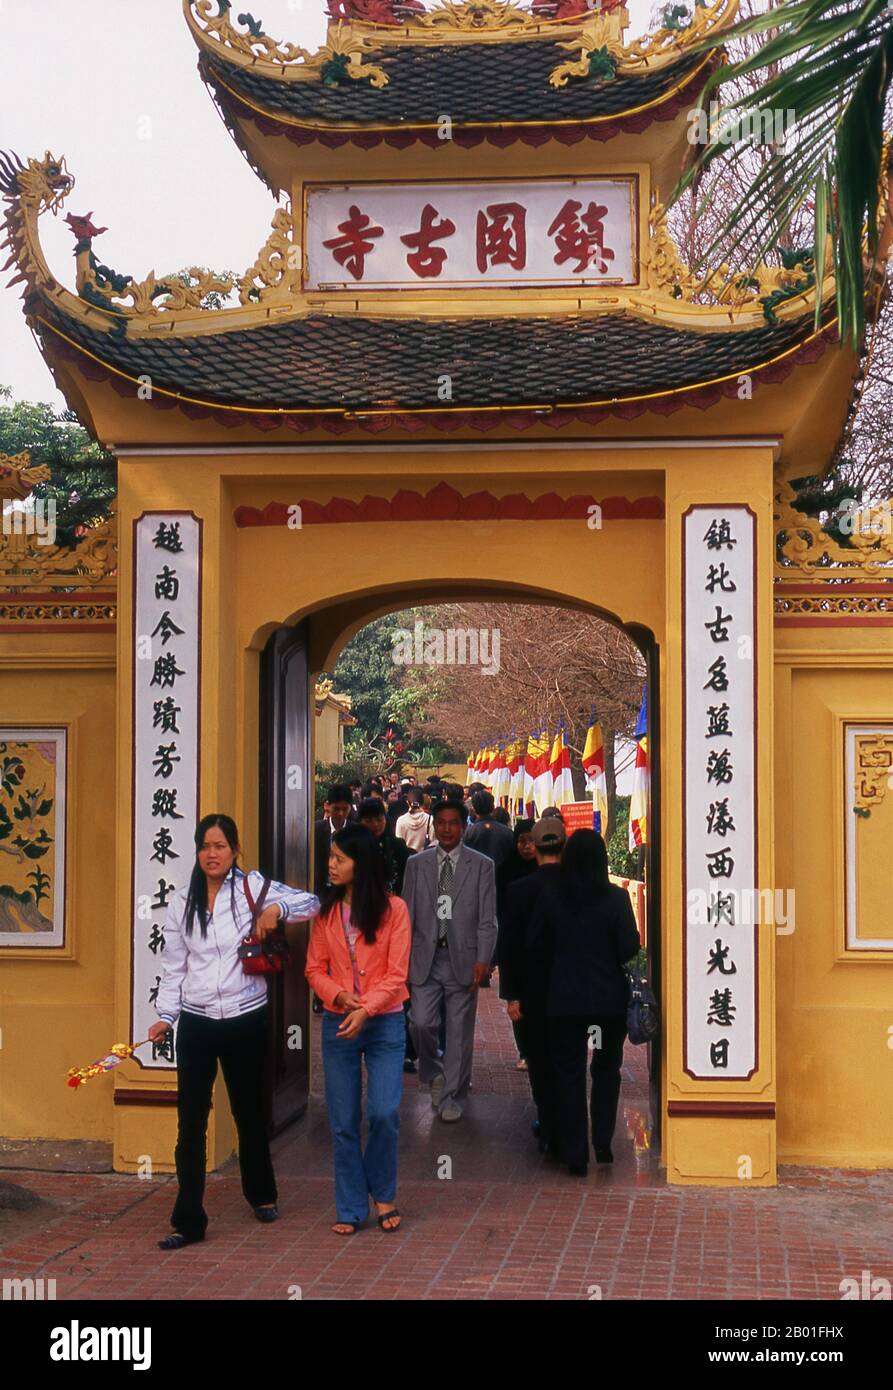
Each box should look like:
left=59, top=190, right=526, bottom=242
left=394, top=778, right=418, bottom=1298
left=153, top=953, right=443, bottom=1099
left=683, top=505, right=757, bottom=1080
left=131, top=513, right=202, bottom=1069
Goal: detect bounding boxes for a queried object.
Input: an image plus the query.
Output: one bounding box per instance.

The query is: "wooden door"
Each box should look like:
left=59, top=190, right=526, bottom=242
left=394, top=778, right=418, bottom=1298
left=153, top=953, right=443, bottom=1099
left=259, top=622, right=312, bottom=1134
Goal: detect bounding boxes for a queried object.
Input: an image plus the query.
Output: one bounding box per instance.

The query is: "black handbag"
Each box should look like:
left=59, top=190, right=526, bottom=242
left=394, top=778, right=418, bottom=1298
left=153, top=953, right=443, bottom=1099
left=625, top=962, right=659, bottom=1045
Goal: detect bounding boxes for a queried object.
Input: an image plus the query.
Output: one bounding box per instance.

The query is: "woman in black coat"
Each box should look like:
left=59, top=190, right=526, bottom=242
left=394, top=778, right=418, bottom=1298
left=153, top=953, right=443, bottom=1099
left=537, top=830, right=640, bottom=1176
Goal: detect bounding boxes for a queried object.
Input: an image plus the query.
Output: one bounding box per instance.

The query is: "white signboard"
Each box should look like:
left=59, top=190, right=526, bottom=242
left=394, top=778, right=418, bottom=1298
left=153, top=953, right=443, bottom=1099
left=304, top=177, right=638, bottom=290
left=683, top=506, right=758, bottom=1080
left=132, top=513, right=201, bottom=1069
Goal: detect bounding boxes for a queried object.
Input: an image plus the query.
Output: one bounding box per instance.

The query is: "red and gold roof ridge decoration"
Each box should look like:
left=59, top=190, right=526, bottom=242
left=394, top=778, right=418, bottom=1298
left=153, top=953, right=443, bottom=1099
left=184, top=0, right=739, bottom=73
left=1, top=150, right=840, bottom=344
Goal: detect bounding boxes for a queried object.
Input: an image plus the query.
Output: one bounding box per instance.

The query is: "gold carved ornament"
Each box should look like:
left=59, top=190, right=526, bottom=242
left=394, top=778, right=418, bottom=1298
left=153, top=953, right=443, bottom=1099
left=853, top=734, right=893, bottom=816
left=0, top=497, right=118, bottom=592
left=237, top=206, right=298, bottom=305
left=417, top=1, right=539, bottom=31
left=549, top=0, right=739, bottom=85
left=0, top=453, right=52, bottom=501
left=645, top=203, right=825, bottom=310
left=186, top=1, right=389, bottom=86
left=774, top=478, right=893, bottom=579
left=622, top=0, right=739, bottom=65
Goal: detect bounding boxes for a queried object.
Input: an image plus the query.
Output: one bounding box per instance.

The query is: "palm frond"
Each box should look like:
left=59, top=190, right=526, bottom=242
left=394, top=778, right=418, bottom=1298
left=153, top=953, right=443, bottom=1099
left=672, top=0, right=893, bottom=345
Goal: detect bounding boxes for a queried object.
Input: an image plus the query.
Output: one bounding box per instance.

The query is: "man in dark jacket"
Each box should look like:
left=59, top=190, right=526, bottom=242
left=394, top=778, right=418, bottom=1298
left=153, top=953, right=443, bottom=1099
left=464, top=790, right=515, bottom=871
left=498, top=816, right=566, bottom=1152
left=313, top=784, right=353, bottom=897
left=540, top=832, right=640, bottom=1173
left=357, top=797, right=412, bottom=895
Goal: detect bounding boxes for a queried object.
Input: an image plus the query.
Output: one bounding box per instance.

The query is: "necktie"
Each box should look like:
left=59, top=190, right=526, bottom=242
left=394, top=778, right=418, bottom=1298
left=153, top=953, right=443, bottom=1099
left=437, top=853, right=454, bottom=944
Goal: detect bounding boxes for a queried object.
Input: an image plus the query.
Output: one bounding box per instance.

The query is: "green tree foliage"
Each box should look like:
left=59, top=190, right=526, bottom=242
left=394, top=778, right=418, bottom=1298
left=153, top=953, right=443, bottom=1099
left=0, top=385, right=116, bottom=546
left=790, top=469, right=865, bottom=547
left=324, top=608, right=454, bottom=760
left=606, top=794, right=640, bottom=878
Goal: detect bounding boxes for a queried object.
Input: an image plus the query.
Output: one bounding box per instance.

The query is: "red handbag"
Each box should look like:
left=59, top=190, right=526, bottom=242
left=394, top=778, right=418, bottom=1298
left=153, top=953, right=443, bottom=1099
left=237, top=875, right=289, bottom=976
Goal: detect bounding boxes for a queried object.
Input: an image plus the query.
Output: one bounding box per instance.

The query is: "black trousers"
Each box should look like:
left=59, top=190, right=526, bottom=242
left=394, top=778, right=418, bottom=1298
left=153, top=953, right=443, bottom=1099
left=517, top=1012, right=557, bottom=1147
left=171, top=1007, right=276, bottom=1239
left=547, top=1014, right=627, bottom=1167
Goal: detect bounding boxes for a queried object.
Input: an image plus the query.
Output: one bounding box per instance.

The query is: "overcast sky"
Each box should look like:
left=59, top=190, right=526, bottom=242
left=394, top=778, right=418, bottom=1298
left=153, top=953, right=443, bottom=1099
left=0, top=0, right=657, bottom=409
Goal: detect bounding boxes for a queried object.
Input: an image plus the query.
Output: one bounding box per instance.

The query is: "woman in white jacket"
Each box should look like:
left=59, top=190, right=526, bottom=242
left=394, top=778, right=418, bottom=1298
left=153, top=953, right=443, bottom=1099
left=148, top=813, right=319, bottom=1249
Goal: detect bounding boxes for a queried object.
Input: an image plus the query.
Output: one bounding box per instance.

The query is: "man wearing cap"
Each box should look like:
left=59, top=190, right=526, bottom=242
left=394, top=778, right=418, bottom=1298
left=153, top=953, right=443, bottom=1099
left=497, top=816, right=566, bottom=1153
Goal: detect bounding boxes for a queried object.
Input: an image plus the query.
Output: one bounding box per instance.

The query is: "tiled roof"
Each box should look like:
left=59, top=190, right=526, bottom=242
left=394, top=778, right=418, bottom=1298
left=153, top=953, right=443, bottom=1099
left=38, top=306, right=825, bottom=413
left=201, top=43, right=702, bottom=127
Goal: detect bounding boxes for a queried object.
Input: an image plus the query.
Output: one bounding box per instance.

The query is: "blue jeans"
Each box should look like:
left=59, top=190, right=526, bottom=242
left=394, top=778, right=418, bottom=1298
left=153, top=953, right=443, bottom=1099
left=322, top=1009, right=405, bottom=1224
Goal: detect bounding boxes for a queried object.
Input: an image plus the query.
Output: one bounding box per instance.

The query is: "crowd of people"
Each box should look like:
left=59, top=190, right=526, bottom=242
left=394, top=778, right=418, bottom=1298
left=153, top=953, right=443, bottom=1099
left=149, top=773, right=641, bottom=1245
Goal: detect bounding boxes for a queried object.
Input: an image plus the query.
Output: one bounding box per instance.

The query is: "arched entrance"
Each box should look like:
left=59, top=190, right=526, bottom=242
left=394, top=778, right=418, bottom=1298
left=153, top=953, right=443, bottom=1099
left=255, top=580, right=661, bottom=1152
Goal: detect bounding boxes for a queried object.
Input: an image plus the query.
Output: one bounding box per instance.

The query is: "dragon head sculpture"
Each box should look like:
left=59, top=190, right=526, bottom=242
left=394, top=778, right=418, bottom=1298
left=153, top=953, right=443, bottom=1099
left=0, top=151, right=74, bottom=215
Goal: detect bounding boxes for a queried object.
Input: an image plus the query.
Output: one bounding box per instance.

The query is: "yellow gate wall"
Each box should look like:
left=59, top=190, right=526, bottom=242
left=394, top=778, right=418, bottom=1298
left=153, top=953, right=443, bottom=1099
left=11, top=450, right=890, bottom=1174
left=0, top=632, right=116, bottom=1140
left=108, top=443, right=782, bottom=1185
left=774, top=628, right=893, bottom=1168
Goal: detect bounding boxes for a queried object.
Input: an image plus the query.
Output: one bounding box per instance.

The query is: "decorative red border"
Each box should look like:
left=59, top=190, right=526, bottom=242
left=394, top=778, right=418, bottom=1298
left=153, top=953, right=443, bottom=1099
left=44, top=320, right=835, bottom=438
left=774, top=579, right=893, bottom=626
left=667, top=1100, right=775, bottom=1117
left=234, top=486, right=665, bottom=528
left=0, top=589, right=117, bottom=633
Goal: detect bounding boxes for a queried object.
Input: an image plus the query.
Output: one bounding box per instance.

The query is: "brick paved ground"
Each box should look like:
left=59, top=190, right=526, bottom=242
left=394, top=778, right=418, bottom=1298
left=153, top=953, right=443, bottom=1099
left=1, top=983, right=891, bottom=1301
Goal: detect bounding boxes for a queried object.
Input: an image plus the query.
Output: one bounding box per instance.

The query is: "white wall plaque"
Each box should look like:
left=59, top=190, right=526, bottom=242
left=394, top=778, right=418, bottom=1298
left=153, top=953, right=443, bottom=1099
left=304, top=177, right=638, bottom=290
left=131, top=513, right=202, bottom=1069
left=683, top=505, right=758, bottom=1080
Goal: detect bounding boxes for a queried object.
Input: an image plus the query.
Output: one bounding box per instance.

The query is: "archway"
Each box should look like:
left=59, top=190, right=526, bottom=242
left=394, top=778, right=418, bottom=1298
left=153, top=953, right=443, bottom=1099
left=256, top=580, right=661, bottom=1159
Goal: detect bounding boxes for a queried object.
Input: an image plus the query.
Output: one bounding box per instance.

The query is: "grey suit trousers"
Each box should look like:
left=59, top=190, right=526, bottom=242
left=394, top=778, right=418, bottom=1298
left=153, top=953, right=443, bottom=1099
left=410, top=945, right=478, bottom=1110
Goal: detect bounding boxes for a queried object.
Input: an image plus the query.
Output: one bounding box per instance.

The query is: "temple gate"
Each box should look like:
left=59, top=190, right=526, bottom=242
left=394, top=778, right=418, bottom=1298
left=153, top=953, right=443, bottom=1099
left=1, top=0, right=891, bottom=1186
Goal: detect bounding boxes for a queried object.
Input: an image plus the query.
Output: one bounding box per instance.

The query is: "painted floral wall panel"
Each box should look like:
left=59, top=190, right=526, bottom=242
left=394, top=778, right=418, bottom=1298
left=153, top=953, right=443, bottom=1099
left=0, top=729, right=66, bottom=948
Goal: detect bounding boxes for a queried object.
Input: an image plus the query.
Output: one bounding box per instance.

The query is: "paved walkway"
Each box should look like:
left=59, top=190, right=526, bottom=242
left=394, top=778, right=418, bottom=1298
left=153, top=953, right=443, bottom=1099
left=1, top=985, right=891, bottom=1300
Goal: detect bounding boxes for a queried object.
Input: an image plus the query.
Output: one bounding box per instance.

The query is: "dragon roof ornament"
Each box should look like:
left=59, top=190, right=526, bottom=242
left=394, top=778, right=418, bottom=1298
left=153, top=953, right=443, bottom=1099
left=1, top=150, right=301, bottom=326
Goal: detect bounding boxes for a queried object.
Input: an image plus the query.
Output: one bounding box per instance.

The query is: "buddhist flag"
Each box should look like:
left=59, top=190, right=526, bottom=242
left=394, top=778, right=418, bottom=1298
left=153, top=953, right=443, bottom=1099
left=507, top=736, right=524, bottom=814
left=533, top=728, right=555, bottom=812
left=522, top=731, right=539, bottom=811
left=549, top=724, right=574, bottom=807
left=583, top=717, right=609, bottom=835
left=491, top=742, right=510, bottom=806
left=466, top=751, right=476, bottom=786
left=628, top=689, right=648, bottom=850
left=483, top=745, right=496, bottom=791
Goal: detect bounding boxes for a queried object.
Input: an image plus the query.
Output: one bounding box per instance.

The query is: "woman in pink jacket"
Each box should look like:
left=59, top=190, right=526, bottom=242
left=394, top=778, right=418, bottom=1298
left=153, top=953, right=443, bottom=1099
left=306, top=822, right=411, bottom=1235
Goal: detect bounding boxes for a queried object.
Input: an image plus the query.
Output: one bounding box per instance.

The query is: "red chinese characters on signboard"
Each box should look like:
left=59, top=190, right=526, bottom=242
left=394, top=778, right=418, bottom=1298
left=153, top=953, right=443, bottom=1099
left=547, top=199, right=616, bottom=275
left=319, top=193, right=621, bottom=282
left=322, top=204, right=384, bottom=281
left=399, top=203, right=457, bottom=278
left=475, top=202, right=527, bottom=273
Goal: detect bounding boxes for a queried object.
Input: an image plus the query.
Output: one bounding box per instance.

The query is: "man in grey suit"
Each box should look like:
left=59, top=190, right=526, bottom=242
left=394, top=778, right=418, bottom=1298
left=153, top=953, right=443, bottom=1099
left=404, top=799, right=497, bottom=1122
